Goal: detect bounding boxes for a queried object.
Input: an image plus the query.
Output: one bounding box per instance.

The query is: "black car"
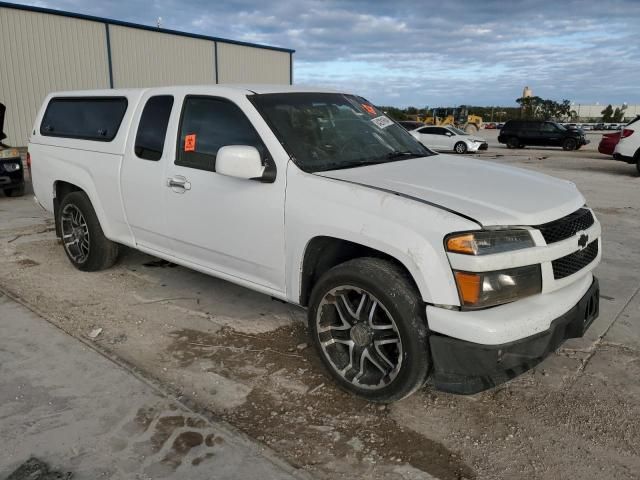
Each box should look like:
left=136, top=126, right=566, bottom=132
left=0, top=103, right=25, bottom=197
left=498, top=120, right=589, bottom=151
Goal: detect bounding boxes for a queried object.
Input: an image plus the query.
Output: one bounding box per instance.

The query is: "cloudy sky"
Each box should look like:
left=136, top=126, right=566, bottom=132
left=16, top=0, right=640, bottom=107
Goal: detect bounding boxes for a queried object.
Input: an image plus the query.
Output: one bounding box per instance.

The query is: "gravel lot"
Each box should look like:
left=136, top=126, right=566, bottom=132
left=1, top=129, right=639, bottom=479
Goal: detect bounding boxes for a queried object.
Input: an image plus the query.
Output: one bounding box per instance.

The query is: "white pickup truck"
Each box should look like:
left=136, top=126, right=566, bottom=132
left=30, top=85, right=601, bottom=402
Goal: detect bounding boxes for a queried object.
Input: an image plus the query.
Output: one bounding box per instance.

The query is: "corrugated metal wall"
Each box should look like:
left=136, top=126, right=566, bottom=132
left=0, top=5, right=293, bottom=146
left=0, top=8, right=110, bottom=145
left=109, top=26, right=215, bottom=88
left=218, top=43, right=291, bottom=84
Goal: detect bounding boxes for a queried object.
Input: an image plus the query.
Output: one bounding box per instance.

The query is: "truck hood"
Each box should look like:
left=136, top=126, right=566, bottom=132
left=316, top=154, right=584, bottom=226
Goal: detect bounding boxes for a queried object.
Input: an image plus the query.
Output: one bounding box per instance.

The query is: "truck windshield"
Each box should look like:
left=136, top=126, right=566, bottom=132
left=251, top=92, right=433, bottom=173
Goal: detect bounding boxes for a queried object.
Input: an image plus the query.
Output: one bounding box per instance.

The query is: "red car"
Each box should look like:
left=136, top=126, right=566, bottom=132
left=598, top=132, right=620, bottom=155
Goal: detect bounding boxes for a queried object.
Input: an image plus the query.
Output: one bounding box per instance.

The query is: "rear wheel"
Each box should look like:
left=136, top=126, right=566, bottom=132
left=308, top=257, right=430, bottom=403
left=507, top=137, right=520, bottom=149
left=454, top=142, right=468, bottom=154
left=635, top=150, right=640, bottom=176
left=4, top=185, right=25, bottom=197
left=58, top=191, right=119, bottom=271
left=562, top=138, right=577, bottom=151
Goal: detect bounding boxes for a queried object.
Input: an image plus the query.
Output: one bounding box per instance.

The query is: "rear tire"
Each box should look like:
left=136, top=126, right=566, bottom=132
left=562, top=138, right=577, bottom=151
left=4, top=185, right=25, bottom=197
left=58, top=191, right=119, bottom=271
left=308, top=257, right=430, bottom=403
left=635, top=150, right=640, bottom=176
left=507, top=137, right=520, bottom=149
left=454, top=142, right=468, bottom=154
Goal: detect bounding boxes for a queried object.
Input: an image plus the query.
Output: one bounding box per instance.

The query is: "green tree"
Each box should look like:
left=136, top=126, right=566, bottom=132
left=612, top=105, right=627, bottom=123
left=601, top=105, right=614, bottom=122
left=516, top=96, right=572, bottom=120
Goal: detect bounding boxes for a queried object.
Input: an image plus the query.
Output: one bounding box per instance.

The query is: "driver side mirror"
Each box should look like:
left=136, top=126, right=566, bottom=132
left=216, top=146, right=274, bottom=182
left=445, top=132, right=453, bottom=136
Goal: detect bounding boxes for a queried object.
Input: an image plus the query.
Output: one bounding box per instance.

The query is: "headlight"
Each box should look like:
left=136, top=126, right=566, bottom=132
left=454, top=264, right=542, bottom=309
left=3, top=162, right=21, bottom=172
left=446, top=229, right=534, bottom=255
left=0, top=148, right=20, bottom=159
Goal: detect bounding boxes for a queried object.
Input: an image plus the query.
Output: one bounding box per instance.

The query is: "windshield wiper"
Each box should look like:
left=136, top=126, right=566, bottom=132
left=322, top=159, right=387, bottom=171
left=386, top=150, right=425, bottom=160
left=315, top=152, right=426, bottom=172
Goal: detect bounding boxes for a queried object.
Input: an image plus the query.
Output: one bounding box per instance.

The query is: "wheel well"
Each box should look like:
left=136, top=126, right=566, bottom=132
left=299, top=236, right=419, bottom=306
left=53, top=181, right=83, bottom=237
left=55, top=180, right=82, bottom=201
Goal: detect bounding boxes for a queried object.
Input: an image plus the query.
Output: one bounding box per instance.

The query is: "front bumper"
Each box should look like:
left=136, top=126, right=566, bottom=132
left=468, top=142, right=488, bottom=152
left=429, top=277, right=599, bottom=394
left=0, top=158, right=24, bottom=189
left=613, top=152, right=635, bottom=163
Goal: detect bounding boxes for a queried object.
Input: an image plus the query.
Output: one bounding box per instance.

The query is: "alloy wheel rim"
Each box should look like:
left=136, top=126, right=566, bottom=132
left=61, top=204, right=90, bottom=264
left=316, top=286, right=403, bottom=390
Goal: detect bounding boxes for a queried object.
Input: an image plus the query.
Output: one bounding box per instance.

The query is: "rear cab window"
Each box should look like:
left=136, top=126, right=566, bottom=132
left=40, top=97, right=128, bottom=141
left=135, top=96, right=174, bottom=161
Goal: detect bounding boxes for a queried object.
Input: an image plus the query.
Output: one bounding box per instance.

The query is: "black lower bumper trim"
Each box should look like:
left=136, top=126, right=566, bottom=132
left=430, top=277, right=600, bottom=395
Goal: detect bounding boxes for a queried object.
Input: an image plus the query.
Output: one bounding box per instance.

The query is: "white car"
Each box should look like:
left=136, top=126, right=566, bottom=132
left=613, top=115, right=640, bottom=174
left=410, top=125, right=488, bottom=154
left=29, top=85, right=601, bottom=402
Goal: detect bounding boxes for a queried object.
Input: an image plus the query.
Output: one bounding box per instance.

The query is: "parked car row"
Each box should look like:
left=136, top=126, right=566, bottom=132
left=564, top=123, right=621, bottom=131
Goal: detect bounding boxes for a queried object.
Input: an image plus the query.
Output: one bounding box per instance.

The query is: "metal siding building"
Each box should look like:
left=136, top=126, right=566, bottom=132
left=0, top=2, right=294, bottom=146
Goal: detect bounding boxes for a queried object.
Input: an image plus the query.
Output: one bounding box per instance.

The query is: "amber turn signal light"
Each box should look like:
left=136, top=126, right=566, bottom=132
left=446, top=234, right=476, bottom=255
left=454, top=271, right=481, bottom=305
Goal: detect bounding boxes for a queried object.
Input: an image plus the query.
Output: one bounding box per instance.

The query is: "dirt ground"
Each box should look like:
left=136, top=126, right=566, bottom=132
left=1, top=131, right=639, bottom=479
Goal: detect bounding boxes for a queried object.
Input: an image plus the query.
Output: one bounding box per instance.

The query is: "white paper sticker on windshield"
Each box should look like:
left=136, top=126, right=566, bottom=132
left=371, top=116, right=394, bottom=129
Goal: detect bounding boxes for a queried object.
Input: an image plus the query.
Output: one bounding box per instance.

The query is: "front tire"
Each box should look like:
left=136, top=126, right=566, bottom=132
left=507, top=137, right=520, bottom=149
left=308, top=258, right=430, bottom=403
left=454, top=142, right=468, bottom=154
left=563, top=138, right=577, bottom=151
left=58, top=191, right=119, bottom=271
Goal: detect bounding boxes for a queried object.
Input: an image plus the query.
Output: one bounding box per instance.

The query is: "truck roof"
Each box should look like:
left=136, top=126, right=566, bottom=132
left=44, top=84, right=343, bottom=97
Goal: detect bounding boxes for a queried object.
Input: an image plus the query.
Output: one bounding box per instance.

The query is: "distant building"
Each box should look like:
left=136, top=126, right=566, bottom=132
left=0, top=2, right=294, bottom=145
left=522, top=86, right=533, bottom=98
left=571, top=104, right=640, bottom=122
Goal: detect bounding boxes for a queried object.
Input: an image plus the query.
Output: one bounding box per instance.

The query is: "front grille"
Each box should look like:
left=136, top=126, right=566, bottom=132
left=552, top=241, right=598, bottom=279
left=536, top=208, right=595, bottom=244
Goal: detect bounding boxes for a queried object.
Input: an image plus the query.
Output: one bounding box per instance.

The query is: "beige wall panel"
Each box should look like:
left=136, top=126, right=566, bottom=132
left=109, top=26, right=215, bottom=88
left=217, top=43, right=290, bottom=84
left=0, top=8, right=109, bottom=145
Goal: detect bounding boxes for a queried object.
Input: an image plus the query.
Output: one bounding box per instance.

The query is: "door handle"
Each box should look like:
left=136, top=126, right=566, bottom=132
left=167, top=176, right=191, bottom=191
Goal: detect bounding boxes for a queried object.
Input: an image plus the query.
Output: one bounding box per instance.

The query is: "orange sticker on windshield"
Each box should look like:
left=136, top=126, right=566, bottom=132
left=361, top=104, right=376, bottom=116
left=184, top=134, right=196, bottom=152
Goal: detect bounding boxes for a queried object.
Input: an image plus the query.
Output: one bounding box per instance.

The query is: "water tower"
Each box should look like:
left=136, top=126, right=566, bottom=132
left=522, top=86, right=533, bottom=98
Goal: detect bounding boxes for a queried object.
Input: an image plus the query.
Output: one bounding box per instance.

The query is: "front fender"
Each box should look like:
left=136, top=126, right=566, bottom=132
left=285, top=165, right=479, bottom=305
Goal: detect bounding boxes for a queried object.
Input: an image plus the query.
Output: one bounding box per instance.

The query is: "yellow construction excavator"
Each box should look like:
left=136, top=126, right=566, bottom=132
left=418, top=106, right=483, bottom=133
